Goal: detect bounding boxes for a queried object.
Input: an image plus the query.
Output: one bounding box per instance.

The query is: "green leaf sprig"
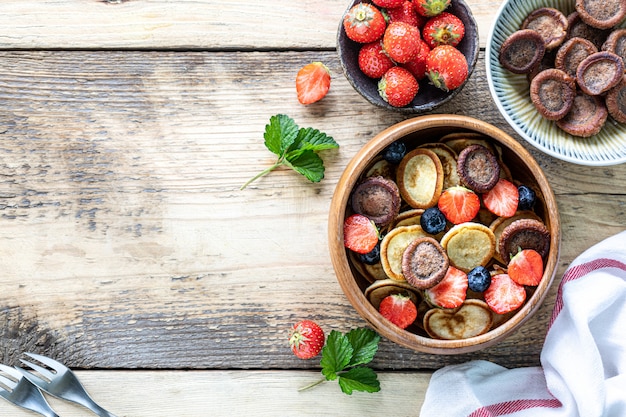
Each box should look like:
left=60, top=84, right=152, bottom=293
left=240, top=114, right=339, bottom=190
left=299, top=327, right=381, bottom=395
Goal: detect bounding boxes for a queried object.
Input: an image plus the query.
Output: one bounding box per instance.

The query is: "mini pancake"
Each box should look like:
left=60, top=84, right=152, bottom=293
left=606, top=74, right=626, bottom=123
left=530, top=68, right=576, bottom=120
left=364, top=279, right=421, bottom=310
left=602, top=28, right=626, bottom=67
left=576, top=51, right=624, bottom=96
left=349, top=250, right=389, bottom=284
left=566, top=11, right=610, bottom=49
left=490, top=211, right=542, bottom=264
left=424, top=299, right=493, bottom=340
left=555, top=37, right=598, bottom=77
left=364, top=158, right=395, bottom=180
left=380, top=225, right=428, bottom=281
left=499, top=29, right=546, bottom=74
left=498, top=218, right=551, bottom=264
left=521, top=7, right=569, bottom=50
left=457, top=144, right=501, bottom=193
left=575, top=0, right=626, bottom=30
left=440, top=222, right=496, bottom=272
left=396, top=148, right=443, bottom=209
left=418, top=142, right=460, bottom=189
left=556, top=91, right=608, bottom=137
left=351, top=176, right=401, bottom=227
left=390, top=208, right=424, bottom=229
left=401, top=237, right=449, bottom=289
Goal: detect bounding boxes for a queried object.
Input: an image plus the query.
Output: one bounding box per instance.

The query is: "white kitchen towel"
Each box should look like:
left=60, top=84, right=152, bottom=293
left=420, top=230, right=626, bottom=417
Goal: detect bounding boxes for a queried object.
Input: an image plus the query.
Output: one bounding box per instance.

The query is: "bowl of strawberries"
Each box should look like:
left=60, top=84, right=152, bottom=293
left=337, top=0, right=479, bottom=113
left=328, top=114, right=561, bottom=354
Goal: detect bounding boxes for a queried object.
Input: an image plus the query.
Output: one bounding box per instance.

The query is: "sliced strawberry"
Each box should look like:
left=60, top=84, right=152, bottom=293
left=343, top=213, right=379, bottom=254
left=482, top=178, right=519, bottom=217
left=378, top=293, right=417, bottom=329
left=425, top=266, right=468, bottom=308
left=437, top=186, right=480, bottom=224
left=484, top=273, right=526, bottom=314
left=508, top=249, right=544, bottom=286
left=296, top=62, right=331, bottom=105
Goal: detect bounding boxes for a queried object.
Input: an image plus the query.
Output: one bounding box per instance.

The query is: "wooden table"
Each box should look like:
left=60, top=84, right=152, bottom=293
left=0, top=1, right=624, bottom=415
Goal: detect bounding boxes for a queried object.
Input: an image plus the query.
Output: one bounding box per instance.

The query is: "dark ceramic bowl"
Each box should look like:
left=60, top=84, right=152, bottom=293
left=337, top=0, right=480, bottom=114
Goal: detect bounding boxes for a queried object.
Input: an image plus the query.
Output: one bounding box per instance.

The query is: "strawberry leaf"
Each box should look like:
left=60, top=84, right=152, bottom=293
left=338, top=367, right=381, bottom=395
left=346, top=328, right=380, bottom=367
left=286, top=150, right=325, bottom=183
left=294, top=127, right=339, bottom=152
left=321, top=330, right=353, bottom=381
left=263, top=114, right=299, bottom=156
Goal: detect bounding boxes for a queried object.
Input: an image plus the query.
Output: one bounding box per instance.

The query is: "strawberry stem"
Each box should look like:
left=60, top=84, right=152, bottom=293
left=298, top=377, right=326, bottom=392
left=240, top=160, right=283, bottom=190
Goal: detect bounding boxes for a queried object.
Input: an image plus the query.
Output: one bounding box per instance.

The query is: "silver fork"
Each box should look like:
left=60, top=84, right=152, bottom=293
left=0, top=364, right=60, bottom=417
left=15, top=353, right=118, bottom=417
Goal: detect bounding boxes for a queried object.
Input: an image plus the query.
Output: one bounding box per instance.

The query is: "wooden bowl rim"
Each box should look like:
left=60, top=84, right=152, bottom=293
left=328, top=114, right=561, bottom=354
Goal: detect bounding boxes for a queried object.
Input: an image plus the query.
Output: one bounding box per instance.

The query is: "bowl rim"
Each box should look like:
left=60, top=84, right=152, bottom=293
left=485, top=0, right=626, bottom=166
left=328, top=114, right=561, bottom=354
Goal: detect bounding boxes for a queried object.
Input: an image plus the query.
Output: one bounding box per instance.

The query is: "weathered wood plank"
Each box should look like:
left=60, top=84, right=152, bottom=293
left=0, top=0, right=501, bottom=50
left=0, top=50, right=624, bottom=371
left=0, top=370, right=432, bottom=416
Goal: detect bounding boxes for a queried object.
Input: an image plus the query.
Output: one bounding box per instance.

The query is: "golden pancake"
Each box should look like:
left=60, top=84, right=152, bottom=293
left=380, top=225, right=428, bottom=281
left=440, top=222, right=496, bottom=272
left=424, top=299, right=493, bottom=340
left=396, top=148, right=443, bottom=209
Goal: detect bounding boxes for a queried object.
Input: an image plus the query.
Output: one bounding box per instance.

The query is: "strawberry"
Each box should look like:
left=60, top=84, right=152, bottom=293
left=426, top=44, right=469, bottom=91
left=343, top=213, right=379, bottom=254
left=484, top=273, right=526, bottom=314
left=343, top=3, right=387, bottom=44
left=382, top=21, right=421, bottom=64
left=422, top=12, right=465, bottom=48
left=358, top=41, right=395, bottom=79
left=295, top=62, right=331, bottom=105
left=386, top=1, right=427, bottom=28
left=437, top=186, right=480, bottom=224
left=401, top=39, right=431, bottom=80
left=508, top=249, right=544, bottom=286
left=378, top=293, right=417, bottom=329
left=413, top=0, right=451, bottom=17
left=289, top=320, right=325, bottom=360
left=425, top=266, right=468, bottom=309
left=378, top=66, right=419, bottom=107
left=372, top=0, right=404, bottom=8
left=482, top=178, right=519, bottom=217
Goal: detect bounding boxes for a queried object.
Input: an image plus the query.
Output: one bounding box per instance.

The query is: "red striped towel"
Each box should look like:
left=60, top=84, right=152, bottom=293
left=420, top=231, right=626, bottom=417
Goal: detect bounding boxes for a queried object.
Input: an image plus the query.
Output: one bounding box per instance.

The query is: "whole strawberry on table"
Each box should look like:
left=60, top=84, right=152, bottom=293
left=343, top=0, right=469, bottom=108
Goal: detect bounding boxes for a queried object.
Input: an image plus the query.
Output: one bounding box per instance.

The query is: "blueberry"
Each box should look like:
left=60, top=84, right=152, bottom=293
left=517, top=185, right=536, bottom=211
left=420, top=207, right=447, bottom=235
left=382, top=142, right=406, bottom=164
left=359, top=241, right=381, bottom=265
left=468, top=266, right=491, bottom=292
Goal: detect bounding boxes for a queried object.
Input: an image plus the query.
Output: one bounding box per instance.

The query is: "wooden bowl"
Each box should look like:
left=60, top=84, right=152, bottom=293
left=328, top=115, right=561, bottom=354
left=337, top=0, right=479, bottom=114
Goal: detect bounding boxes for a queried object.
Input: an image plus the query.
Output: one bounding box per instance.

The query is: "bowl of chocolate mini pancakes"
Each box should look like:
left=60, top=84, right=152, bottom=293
left=328, top=115, right=561, bottom=354
left=486, top=0, right=626, bottom=165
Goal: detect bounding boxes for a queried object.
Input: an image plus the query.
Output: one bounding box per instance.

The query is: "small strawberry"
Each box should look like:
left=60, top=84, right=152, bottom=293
left=343, top=3, right=387, bottom=44
left=386, top=1, right=427, bottom=28
left=508, top=249, right=544, bottom=286
left=289, top=320, right=325, bottom=360
left=383, top=21, right=421, bottom=64
left=343, top=213, right=380, bottom=254
left=422, top=12, right=465, bottom=48
left=437, top=186, right=480, bottom=224
left=378, top=66, right=419, bottom=107
left=358, top=41, right=395, bottom=79
left=426, top=44, right=469, bottom=91
left=378, top=293, right=417, bottom=329
left=295, top=62, right=331, bottom=105
left=372, top=0, right=404, bottom=8
left=484, top=273, right=526, bottom=314
left=482, top=178, right=519, bottom=218
left=401, top=39, right=431, bottom=80
left=413, top=0, right=451, bottom=17
left=425, top=266, right=468, bottom=309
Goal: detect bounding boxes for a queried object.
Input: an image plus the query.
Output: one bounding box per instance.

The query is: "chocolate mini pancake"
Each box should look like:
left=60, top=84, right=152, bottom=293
left=457, top=144, right=500, bottom=193
left=530, top=68, right=576, bottom=120
left=602, top=28, right=626, bottom=67
left=351, top=176, right=401, bottom=227
left=555, top=37, right=598, bottom=77
left=498, top=218, right=550, bottom=264
left=401, top=236, right=449, bottom=289
left=490, top=211, right=543, bottom=264
left=522, top=7, right=569, bottom=50
left=396, top=148, right=443, bottom=209
left=575, top=0, right=626, bottom=30
left=499, top=29, right=546, bottom=74
left=380, top=225, right=428, bottom=281
left=557, top=91, right=608, bottom=137
left=528, top=49, right=558, bottom=82
left=566, top=12, right=610, bottom=49
left=606, top=74, right=626, bottom=123
left=576, top=51, right=624, bottom=96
